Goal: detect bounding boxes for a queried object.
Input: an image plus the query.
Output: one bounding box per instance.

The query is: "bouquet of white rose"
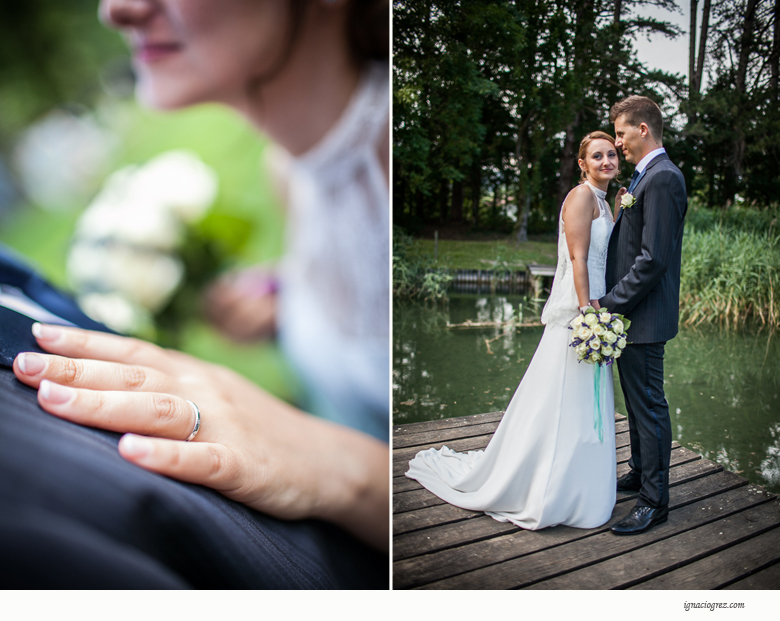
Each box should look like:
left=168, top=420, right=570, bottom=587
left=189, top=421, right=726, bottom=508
left=569, top=306, right=630, bottom=365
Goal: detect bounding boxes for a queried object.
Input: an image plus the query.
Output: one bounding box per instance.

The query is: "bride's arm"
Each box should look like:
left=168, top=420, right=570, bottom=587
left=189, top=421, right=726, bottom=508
left=13, top=325, right=389, bottom=552
left=562, top=185, right=597, bottom=309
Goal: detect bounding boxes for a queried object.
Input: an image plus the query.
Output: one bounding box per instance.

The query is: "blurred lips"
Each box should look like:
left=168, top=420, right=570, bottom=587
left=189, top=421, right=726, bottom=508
left=134, top=42, right=182, bottom=63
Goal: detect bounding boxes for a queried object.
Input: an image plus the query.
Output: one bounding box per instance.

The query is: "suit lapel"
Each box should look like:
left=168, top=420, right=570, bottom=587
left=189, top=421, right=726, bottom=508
left=0, top=306, right=47, bottom=368
left=0, top=244, right=115, bottom=334
left=614, top=152, right=671, bottom=227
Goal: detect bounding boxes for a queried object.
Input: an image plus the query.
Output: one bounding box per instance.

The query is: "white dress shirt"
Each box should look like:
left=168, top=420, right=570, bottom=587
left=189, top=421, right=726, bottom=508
left=0, top=284, right=73, bottom=325
left=634, top=147, right=666, bottom=175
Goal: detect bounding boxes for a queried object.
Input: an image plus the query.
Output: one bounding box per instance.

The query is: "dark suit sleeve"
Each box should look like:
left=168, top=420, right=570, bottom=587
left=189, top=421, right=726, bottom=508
left=600, top=168, right=686, bottom=315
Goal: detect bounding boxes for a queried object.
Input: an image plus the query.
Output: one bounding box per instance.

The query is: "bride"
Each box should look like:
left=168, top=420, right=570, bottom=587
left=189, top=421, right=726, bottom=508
left=406, top=131, right=622, bottom=530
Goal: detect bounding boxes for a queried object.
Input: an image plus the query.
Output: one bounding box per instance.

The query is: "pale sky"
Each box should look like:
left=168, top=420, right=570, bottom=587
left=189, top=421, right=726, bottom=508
left=632, top=1, right=705, bottom=87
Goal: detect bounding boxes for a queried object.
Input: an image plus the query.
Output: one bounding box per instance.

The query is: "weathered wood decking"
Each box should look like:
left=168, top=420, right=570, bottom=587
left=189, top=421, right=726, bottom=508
left=393, top=412, right=780, bottom=589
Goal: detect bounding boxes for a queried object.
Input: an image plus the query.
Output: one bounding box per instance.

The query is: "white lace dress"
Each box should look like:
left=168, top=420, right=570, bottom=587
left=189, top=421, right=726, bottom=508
left=276, top=63, right=389, bottom=442
left=405, top=182, right=616, bottom=529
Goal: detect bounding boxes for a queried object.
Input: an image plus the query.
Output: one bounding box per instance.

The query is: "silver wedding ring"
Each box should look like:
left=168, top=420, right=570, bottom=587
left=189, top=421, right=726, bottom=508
left=185, top=400, right=201, bottom=442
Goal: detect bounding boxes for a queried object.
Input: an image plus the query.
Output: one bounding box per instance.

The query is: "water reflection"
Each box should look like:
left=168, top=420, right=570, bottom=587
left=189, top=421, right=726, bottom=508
left=393, top=294, right=780, bottom=493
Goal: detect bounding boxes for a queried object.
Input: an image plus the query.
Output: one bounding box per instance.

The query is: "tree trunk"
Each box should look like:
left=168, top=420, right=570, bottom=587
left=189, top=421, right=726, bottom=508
left=556, top=111, right=583, bottom=209
left=516, top=194, right=530, bottom=244
left=451, top=180, right=464, bottom=222
left=438, top=178, right=450, bottom=223
left=735, top=0, right=759, bottom=94
left=695, top=0, right=711, bottom=94
left=471, top=164, right=482, bottom=228
left=771, top=0, right=780, bottom=101
left=729, top=0, right=759, bottom=203
left=689, top=0, right=698, bottom=97
left=414, top=189, right=425, bottom=221
left=394, top=171, right=407, bottom=226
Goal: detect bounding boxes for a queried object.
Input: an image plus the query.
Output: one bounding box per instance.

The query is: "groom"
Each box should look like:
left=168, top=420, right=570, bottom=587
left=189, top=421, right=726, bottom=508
left=595, top=96, right=687, bottom=535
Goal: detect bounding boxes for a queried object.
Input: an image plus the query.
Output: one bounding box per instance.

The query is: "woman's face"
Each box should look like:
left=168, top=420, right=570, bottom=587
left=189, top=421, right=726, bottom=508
left=580, top=139, right=619, bottom=184
left=99, top=0, right=292, bottom=109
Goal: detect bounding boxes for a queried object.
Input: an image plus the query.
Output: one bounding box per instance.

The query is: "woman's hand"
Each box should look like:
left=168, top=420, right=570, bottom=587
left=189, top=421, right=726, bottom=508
left=13, top=324, right=389, bottom=551
left=614, top=187, right=628, bottom=221
left=202, top=269, right=278, bottom=343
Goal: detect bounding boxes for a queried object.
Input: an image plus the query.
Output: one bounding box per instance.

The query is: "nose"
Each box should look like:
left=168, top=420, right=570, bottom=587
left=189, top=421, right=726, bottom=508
left=99, top=0, right=155, bottom=29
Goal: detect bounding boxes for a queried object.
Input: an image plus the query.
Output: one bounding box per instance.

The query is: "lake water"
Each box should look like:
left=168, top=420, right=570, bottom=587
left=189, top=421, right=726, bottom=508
left=393, top=294, right=780, bottom=494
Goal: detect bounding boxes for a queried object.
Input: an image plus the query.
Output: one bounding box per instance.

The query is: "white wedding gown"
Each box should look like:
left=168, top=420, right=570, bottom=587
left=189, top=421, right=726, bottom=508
left=405, top=182, right=616, bottom=529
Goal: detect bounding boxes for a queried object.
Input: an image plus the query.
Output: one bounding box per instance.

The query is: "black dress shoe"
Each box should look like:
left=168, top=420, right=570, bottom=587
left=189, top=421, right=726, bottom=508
left=616, top=472, right=642, bottom=492
left=610, top=505, right=669, bottom=535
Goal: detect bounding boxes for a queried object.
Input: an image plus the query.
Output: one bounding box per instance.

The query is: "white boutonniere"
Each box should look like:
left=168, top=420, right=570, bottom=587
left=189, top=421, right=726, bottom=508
left=621, top=193, right=636, bottom=209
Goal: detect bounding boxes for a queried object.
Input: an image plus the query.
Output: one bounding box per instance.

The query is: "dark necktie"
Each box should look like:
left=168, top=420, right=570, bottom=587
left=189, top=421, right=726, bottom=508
left=628, top=168, right=641, bottom=194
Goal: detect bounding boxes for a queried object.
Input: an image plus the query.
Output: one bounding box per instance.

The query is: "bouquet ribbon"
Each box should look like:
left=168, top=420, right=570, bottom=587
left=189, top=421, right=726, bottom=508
left=593, top=364, right=607, bottom=443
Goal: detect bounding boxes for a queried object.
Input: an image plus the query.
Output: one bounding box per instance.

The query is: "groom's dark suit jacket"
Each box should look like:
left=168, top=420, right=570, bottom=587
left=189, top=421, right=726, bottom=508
left=0, top=245, right=386, bottom=589
left=599, top=153, right=687, bottom=343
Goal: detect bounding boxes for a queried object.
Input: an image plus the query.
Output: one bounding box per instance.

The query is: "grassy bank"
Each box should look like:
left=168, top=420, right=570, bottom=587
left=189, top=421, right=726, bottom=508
left=680, top=205, right=779, bottom=329
left=392, top=229, right=558, bottom=300
left=396, top=204, right=780, bottom=330
left=413, top=238, right=557, bottom=271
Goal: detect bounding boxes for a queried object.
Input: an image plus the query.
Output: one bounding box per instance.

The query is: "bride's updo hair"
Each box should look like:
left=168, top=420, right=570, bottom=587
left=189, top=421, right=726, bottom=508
left=578, top=131, right=618, bottom=183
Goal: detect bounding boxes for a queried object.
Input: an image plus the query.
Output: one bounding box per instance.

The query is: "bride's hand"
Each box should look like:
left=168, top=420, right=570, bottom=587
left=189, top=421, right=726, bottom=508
left=614, top=187, right=628, bottom=221
left=13, top=324, right=389, bottom=551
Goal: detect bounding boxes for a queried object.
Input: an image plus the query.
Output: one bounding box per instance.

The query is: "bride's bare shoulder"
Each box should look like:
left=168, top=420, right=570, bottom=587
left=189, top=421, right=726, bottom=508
left=562, top=184, right=593, bottom=216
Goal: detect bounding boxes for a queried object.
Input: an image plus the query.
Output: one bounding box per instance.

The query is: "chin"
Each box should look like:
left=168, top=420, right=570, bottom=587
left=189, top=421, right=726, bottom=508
left=134, top=77, right=208, bottom=111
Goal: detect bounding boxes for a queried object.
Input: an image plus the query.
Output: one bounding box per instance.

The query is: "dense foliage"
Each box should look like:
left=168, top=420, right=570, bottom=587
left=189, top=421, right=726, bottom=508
left=394, top=0, right=780, bottom=234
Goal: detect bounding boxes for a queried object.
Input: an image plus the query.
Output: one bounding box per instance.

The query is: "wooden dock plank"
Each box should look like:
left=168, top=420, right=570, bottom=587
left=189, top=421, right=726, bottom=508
left=393, top=469, right=746, bottom=563
left=524, top=498, right=780, bottom=590
left=394, top=454, right=720, bottom=538
left=722, top=560, right=780, bottom=589
left=393, top=412, right=779, bottom=590
left=395, top=445, right=701, bottom=516
left=630, top=519, right=780, bottom=589
left=393, top=412, right=504, bottom=437
left=395, top=470, right=746, bottom=588
left=394, top=428, right=638, bottom=476
left=421, top=485, right=771, bottom=590
left=393, top=422, right=503, bottom=449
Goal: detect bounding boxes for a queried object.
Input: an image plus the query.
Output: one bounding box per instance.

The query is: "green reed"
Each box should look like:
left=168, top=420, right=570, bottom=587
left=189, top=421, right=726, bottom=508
left=393, top=226, right=452, bottom=301
left=680, top=205, right=780, bottom=329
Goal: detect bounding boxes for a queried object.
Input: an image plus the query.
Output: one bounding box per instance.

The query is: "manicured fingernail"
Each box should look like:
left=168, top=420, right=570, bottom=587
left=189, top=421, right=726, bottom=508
left=39, top=380, right=74, bottom=405
left=120, top=434, right=150, bottom=459
left=32, top=323, right=61, bottom=342
left=18, top=352, right=46, bottom=376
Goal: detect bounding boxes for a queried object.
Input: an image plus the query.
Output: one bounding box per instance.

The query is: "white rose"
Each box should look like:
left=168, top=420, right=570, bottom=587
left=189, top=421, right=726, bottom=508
left=104, top=246, right=185, bottom=311
left=612, top=319, right=624, bottom=334
left=575, top=343, right=588, bottom=357
left=603, top=331, right=618, bottom=344
left=577, top=326, right=593, bottom=340
left=131, top=150, right=218, bottom=223
left=589, top=336, right=602, bottom=350
left=613, top=348, right=622, bottom=359
left=584, top=313, right=598, bottom=326
left=617, top=337, right=627, bottom=349
left=621, top=193, right=636, bottom=209
left=78, top=292, right=145, bottom=334
left=602, top=345, right=615, bottom=357
left=593, top=324, right=606, bottom=337
left=570, top=314, right=585, bottom=329
left=598, top=312, right=611, bottom=324
left=590, top=352, right=603, bottom=363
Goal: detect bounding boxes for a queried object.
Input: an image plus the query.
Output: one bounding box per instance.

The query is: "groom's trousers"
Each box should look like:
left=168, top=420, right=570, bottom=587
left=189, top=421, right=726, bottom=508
left=616, top=342, right=672, bottom=509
